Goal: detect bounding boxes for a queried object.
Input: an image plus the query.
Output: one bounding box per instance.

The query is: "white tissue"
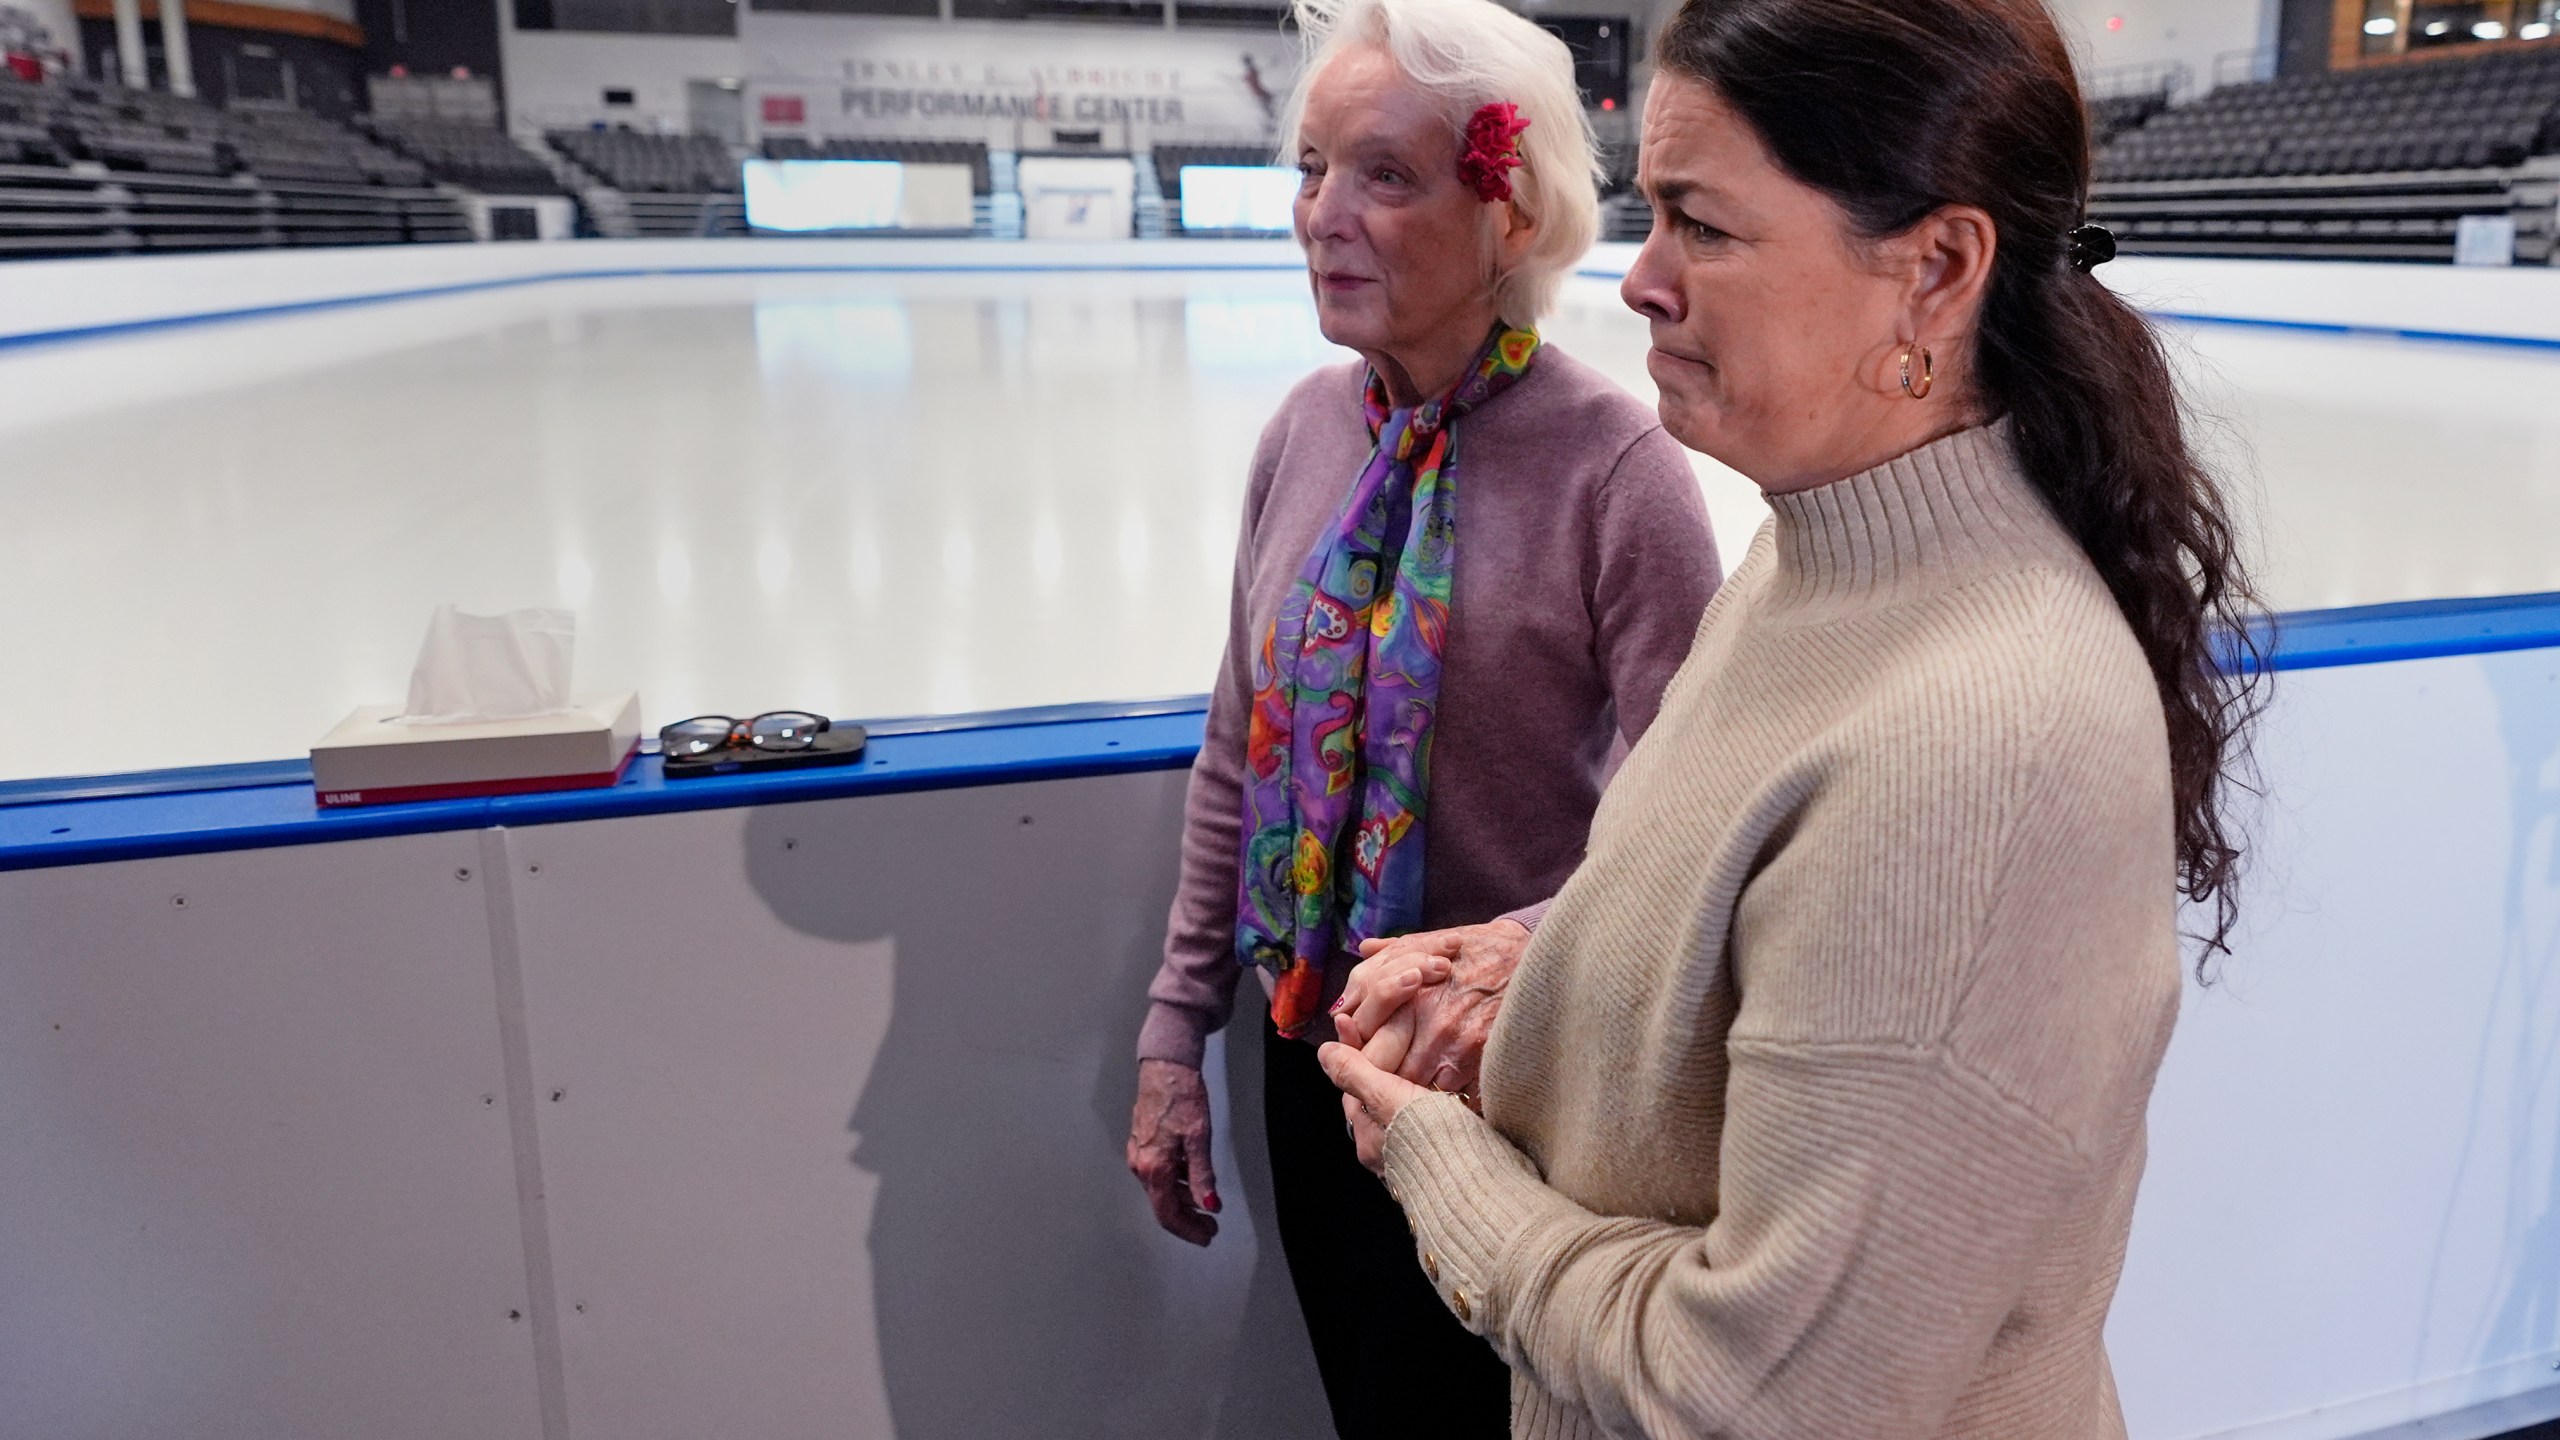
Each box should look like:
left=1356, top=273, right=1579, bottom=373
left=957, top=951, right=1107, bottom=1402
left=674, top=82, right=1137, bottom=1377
left=396, top=605, right=577, bottom=725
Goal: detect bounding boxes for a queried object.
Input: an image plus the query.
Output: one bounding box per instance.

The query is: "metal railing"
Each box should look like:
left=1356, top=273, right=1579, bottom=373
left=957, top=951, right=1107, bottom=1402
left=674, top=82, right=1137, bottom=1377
left=2087, top=59, right=2193, bottom=102
left=2212, top=47, right=2281, bottom=90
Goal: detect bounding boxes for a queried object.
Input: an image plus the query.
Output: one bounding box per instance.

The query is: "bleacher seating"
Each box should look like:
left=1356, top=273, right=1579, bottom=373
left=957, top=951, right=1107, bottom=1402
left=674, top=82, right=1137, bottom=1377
left=221, top=107, right=426, bottom=187
left=2089, top=49, right=2560, bottom=263
left=2098, top=52, right=2560, bottom=183
left=1593, top=136, right=1637, bottom=197
left=2088, top=90, right=2173, bottom=150
left=51, top=88, right=226, bottom=175
left=0, top=118, right=56, bottom=164
left=0, top=76, right=468, bottom=259
left=545, top=128, right=741, bottom=236
left=0, top=75, right=63, bottom=165
left=1149, top=143, right=1271, bottom=205
left=763, top=135, right=995, bottom=196
left=549, top=128, right=738, bottom=194
left=1146, top=143, right=1282, bottom=237
left=1, top=79, right=426, bottom=185
left=1594, top=135, right=1645, bottom=241
left=368, top=118, right=565, bottom=195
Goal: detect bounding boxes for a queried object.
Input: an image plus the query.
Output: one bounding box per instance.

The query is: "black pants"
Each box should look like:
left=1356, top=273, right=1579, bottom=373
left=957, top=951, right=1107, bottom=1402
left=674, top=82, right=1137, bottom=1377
left=1264, top=1019, right=1513, bottom=1439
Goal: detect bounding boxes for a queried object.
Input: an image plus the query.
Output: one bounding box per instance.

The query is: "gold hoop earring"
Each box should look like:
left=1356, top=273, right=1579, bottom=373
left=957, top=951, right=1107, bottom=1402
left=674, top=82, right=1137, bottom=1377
left=1899, top=343, right=1934, bottom=400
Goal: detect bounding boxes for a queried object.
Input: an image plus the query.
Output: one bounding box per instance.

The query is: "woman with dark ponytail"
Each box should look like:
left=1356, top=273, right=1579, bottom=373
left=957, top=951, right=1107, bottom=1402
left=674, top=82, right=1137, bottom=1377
left=1317, top=1, right=2265, bottom=1435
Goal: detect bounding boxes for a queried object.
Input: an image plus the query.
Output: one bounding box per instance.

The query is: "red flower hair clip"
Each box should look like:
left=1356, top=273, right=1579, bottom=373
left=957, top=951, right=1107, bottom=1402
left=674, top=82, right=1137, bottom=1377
left=1458, top=102, right=1531, bottom=204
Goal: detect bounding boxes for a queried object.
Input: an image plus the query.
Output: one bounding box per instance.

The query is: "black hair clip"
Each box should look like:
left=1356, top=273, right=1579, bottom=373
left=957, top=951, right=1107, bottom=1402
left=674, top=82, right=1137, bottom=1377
left=2068, top=223, right=2118, bottom=273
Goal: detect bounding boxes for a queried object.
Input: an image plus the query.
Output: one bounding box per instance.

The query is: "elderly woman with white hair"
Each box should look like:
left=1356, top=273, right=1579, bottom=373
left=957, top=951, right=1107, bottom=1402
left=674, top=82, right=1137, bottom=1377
left=1124, top=0, right=1721, bottom=1430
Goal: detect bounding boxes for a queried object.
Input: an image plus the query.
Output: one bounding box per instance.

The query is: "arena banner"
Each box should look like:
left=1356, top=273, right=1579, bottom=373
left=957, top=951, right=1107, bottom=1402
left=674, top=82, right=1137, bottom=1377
left=740, top=12, right=1297, bottom=145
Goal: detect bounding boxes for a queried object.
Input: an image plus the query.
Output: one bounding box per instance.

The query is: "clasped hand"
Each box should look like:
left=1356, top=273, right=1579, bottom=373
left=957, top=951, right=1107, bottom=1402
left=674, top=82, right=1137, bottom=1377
left=1133, top=917, right=1530, bottom=1244
left=1318, top=918, right=1529, bottom=1175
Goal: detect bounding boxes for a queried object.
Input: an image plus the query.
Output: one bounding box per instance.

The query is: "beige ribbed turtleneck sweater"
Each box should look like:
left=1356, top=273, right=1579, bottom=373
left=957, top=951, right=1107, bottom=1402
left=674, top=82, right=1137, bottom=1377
left=1380, top=424, right=2183, bottom=1440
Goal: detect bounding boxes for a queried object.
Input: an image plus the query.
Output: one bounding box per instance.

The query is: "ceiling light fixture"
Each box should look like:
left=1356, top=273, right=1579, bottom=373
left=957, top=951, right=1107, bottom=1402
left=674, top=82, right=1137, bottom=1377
left=2364, top=16, right=2397, bottom=33
left=2473, top=19, right=2507, bottom=36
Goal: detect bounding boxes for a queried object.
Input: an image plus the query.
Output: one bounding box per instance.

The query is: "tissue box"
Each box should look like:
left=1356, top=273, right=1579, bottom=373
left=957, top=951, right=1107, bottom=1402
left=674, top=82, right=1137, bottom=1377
left=311, top=693, right=642, bottom=808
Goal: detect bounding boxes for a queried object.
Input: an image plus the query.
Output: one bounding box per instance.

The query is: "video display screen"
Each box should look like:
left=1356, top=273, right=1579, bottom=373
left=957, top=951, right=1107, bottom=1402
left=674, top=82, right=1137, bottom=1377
left=743, top=159, right=904, bottom=232
left=1178, top=165, right=1298, bottom=234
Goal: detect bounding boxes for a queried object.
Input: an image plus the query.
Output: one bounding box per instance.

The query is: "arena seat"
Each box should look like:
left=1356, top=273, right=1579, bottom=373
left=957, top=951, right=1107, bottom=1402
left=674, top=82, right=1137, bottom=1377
left=222, top=109, right=427, bottom=188
left=1594, top=135, right=1645, bottom=241
left=0, top=118, right=57, bottom=165
left=1153, top=143, right=1288, bottom=237
left=545, top=129, right=744, bottom=237
left=2089, top=49, right=2560, bottom=263
left=549, top=128, right=740, bottom=194
left=366, top=118, right=566, bottom=196
left=761, top=135, right=994, bottom=195
left=21, top=82, right=426, bottom=187
left=2088, top=89, right=2173, bottom=150
left=51, top=91, right=227, bottom=177
left=1150, top=142, right=1273, bottom=206
left=0, top=78, right=466, bottom=260
left=2096, top=50, right=2560, bottom=184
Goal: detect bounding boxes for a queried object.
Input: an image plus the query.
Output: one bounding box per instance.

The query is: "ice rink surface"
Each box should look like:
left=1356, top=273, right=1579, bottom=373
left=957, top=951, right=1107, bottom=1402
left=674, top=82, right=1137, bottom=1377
left=5, top=263, right=2558, bottom=782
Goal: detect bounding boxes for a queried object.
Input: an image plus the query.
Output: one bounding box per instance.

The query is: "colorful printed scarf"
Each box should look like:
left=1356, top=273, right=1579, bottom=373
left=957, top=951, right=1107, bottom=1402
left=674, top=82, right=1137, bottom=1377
left=1236, top=326, right=1541, bottom=1036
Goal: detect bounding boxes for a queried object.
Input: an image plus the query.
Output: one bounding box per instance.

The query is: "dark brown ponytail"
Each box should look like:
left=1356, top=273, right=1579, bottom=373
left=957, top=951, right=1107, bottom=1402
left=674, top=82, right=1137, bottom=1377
left=1655, top=0, right=2267, bottom=964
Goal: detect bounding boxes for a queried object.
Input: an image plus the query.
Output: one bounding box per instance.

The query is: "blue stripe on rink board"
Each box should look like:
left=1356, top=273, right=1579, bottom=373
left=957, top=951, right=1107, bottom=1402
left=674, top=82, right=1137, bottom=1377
left=2, top=592, right=2557, bottom=873
left=0, top=261, right=1315, bottom=353
left=2151, top=310, right=2560, bottom=353
left=3, top=260, right=2558, bottom=354
left=1562, top=261, right=2560, bottom=353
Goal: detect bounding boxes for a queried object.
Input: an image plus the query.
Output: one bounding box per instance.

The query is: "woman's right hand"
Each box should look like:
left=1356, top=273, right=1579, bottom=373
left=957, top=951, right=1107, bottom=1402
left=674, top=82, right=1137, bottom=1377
left=1333, top=920, right=1529, bottom=1104
left=1330, top=943, right=1454, bottom=1050
left=1127, top=1058, right=1221, bottom=1246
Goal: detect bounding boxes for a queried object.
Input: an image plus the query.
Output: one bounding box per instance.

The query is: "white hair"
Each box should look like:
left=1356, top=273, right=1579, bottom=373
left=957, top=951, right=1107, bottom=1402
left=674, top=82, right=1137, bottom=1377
left=1279, top=0, right=1601, bottom=328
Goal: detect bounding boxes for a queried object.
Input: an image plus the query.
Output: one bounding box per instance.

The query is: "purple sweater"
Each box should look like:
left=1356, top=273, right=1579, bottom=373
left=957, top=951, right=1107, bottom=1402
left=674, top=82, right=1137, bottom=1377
left=1137, top=345, right=1723, bottom=1070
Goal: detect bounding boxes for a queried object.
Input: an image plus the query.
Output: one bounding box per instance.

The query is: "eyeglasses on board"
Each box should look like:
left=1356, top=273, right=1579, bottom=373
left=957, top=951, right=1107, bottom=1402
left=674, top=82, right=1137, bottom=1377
left=657, top=711, right=831, bottom=758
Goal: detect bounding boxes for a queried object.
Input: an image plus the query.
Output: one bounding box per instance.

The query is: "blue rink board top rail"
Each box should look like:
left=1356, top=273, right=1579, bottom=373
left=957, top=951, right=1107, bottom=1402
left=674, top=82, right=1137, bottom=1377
left=1, top=592, right=2555, bottom=874
left=0, top=705, right=1210, bottom=874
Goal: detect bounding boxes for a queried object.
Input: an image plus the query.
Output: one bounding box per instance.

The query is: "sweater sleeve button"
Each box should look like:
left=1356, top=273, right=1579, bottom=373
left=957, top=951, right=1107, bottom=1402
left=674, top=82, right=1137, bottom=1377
left=1422, top=1251, right=1440, bottom=1283
left=1450, top=1289, right=1473, bottom=1325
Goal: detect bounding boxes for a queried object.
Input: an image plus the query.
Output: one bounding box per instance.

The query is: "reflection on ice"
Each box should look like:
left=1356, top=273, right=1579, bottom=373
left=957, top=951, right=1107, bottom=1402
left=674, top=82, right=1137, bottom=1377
left=1183, top=294, right=1349, bottom=370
